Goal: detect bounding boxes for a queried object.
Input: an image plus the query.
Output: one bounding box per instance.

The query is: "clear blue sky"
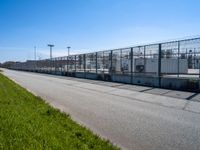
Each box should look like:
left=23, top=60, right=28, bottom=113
left=0, top=0, right=200, bottom=62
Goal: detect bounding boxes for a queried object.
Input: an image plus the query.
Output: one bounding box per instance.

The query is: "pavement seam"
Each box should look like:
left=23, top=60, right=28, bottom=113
left=67, top=82, right=199, bottom=114
left=160, top=90, right=173, bottom=96
left=110, top=84, right=125, bottom=88
left=186, top=93, right=199, bottom=100
left=139, top=87, right=154, bottom=92
left=105, top=91, right=200, bottom=114
left=182, top=101, right=190, bottom=111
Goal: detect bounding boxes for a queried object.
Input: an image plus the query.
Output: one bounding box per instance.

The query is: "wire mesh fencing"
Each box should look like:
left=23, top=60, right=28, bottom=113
left=10, top=37, right=200, bottom=92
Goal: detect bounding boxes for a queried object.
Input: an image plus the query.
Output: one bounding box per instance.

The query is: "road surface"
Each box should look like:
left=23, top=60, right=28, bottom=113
left=2, top=69, right=200, bottom=150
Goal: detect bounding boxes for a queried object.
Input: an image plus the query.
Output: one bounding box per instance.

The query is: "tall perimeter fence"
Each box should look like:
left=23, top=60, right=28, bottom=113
left=10, top=37, right=200, bottom=92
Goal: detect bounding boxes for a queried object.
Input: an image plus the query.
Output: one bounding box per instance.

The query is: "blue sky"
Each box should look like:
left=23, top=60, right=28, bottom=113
left=0, top=0, right=200, bottom=62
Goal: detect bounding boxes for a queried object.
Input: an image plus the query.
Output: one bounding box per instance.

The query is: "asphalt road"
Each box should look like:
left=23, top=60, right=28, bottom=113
left=2, top=69, right=200, bottom=150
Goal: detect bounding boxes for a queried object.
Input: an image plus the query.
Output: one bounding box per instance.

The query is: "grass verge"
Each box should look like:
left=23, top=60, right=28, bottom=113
left=0, top=73, right=119, bottom=150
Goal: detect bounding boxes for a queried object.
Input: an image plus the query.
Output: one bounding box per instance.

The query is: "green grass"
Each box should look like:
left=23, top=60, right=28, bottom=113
left=0, top=73, right=119, bottom=150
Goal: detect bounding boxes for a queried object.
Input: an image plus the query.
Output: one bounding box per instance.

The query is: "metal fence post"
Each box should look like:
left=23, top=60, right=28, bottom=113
left=120, top=49, right=122, bottom=73
left=144, top=46, right=146, bottom=74
left=199, top=62, right=200, bottom=78
left=54, top=59, right=56, bottom=74
left=130, top=47, right=133, bottom=84
left=34, top=60, right=36, bottom=72
left=158, top=44, right=162, bottom=88
left=110, top=50, right=113, bottom=76
left=60, top=58, right=62, bottom=75
left=75, top=55, right=76, bottom=73
left=177, top=41, right=180, bottom=77
left=67, top=56, right=69, bottom=75
left=96, top=52, right=98, bottom=74
left=84, top=54, right=86, bottom=78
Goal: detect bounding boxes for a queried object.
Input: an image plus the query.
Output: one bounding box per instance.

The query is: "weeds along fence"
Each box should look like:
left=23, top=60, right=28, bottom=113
left=10, top=37, right=200, bottom=92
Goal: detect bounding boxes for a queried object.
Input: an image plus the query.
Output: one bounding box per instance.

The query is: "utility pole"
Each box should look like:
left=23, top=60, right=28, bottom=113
left=67, top=46, right=71, bottom=56
left=47, top=44, right=54, bottom=59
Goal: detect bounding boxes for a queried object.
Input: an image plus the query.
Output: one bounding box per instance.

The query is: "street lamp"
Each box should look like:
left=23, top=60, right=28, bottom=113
left=47, top=44, right=54, bottom=59
left=67, top=46, right=71, bottom=56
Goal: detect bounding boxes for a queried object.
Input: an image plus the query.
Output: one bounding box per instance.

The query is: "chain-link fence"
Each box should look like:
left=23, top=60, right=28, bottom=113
left=10, top=37, right=200, bottom=92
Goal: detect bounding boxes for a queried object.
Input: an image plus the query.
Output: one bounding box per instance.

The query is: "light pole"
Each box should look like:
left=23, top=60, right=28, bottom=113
left=67, top=46, right=71, bottom=56
left=47, top=44, right=54, bottom=59
left=47, top=44, right=54, bottom=73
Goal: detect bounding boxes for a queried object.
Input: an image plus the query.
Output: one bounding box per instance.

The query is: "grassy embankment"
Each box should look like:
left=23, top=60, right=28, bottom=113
left=0, top=73, right=119, bottom=150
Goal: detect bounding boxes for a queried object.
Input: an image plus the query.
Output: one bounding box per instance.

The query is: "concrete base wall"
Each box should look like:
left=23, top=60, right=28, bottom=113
left=54, top=71, right=62, bottom=75
left=161, top=78, right=199, bottom=92
left=132, top=76, right=159, bottom=87
left=75, top=72, right=85, bottom=78
left=85, top=73, right=98, bottom=80
left=111, top=74, right=131, bottom=84
left=161, top=78, right=188, bottom=90
left=65, top=71, right=75, bottom=77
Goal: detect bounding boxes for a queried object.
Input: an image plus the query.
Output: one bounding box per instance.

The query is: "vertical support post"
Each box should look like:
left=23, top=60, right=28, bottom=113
left=55, top=59, right=57, bottom=73
left=194, top=48, right=196, bottom=69
left=144, top=46, right=146, bottom=73
left=52, top=59, right=55, bottom=74
left=34, top=46, right=37, bottom=72
left=54, top=58, right=55, bottom=74
left=199, top=61, right=200, bottom=78
left=53, top=58, right=55, bottom=74
left=110, top=50, right=113, bottom=76
left=130, top=47, right=133, bottom=84
left=120, top=49, right=122, bottom=73
left=177, top=41, right=180, bottom=77
left=96, top=52, right=98, bottom=74
left=50, top=47, right=52, bottom=59
left=75, top=55, right=76, bottom=74
left=35, top=60, right=37, bottom=72
left=158, top=44, right=162, bottom=88
left=67, top=56, right=69, bottom=75
left=50, top=47, right=52, bottom=73
left=62, top=57, right=64, bottom=75
left=55, top=58, right=56, bottom=74
left=83, top=54, right=86, bottom=78
left=102, top=52, right=104, bottom=75
left=60, top=57, right=63, bottom=75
